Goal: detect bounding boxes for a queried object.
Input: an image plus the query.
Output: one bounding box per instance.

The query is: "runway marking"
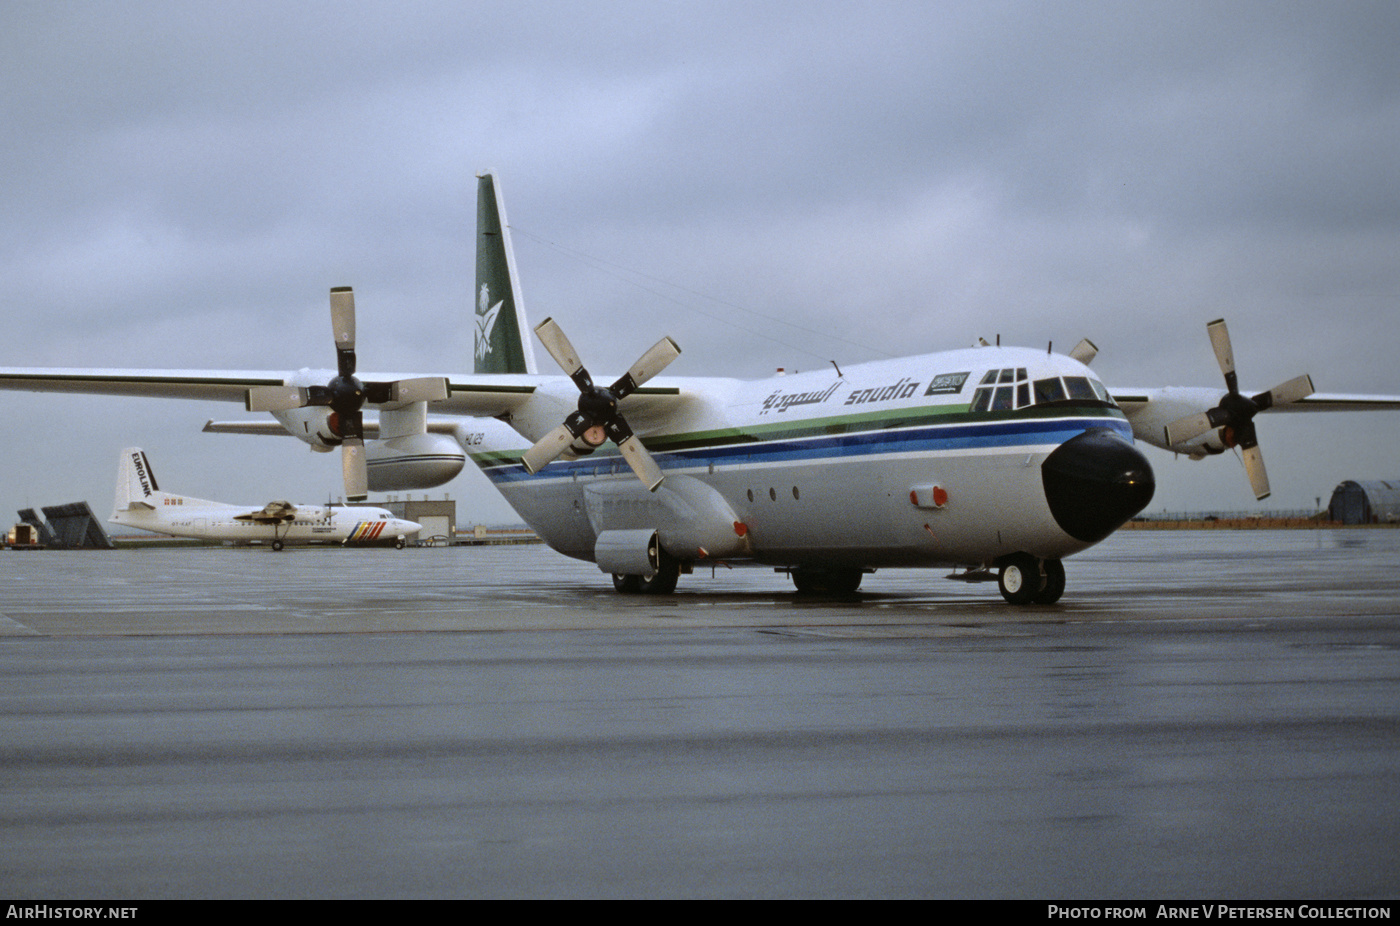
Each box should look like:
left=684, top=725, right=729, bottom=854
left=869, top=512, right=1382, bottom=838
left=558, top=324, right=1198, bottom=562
left=0, top=613, right=40, bottom=636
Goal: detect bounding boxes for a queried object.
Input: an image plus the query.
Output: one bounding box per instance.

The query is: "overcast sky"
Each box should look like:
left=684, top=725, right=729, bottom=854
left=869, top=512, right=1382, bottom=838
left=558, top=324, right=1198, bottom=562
left=3, top=0, right=1399, bottom=531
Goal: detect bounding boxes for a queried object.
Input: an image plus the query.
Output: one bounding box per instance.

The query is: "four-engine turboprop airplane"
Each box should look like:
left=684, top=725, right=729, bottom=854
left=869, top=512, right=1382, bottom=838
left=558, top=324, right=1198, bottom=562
left=110, top=447, right=421, bottom=549
left=4, top=172, right=1400, bottom=602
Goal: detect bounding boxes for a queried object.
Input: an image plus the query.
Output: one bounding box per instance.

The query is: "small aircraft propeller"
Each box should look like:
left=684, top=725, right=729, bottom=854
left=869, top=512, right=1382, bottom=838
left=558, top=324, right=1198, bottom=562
left=521, top=317, right=680, bottom=491
left=1163, top=318, right=1314, bottom=501
left=245, top=287, right=448, bottom=502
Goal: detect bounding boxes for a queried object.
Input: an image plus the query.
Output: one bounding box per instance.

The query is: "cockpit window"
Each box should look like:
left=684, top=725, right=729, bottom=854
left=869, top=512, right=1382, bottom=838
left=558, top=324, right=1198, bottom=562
left=1033, top=377, right=1067, bottom=404
left=970, top=367, right=1116, bottom=413
left=1063, top=376, right=1098, bottom=401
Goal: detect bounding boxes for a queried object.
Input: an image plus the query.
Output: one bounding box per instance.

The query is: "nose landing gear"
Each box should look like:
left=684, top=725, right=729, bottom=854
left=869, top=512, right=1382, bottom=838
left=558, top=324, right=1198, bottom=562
left=997, top=553, right=1065, bottom=605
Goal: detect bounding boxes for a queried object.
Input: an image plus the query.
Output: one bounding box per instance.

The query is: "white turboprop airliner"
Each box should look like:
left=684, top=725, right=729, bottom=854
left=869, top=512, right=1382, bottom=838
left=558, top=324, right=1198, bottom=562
left=4, top=173, right=1399, bottom=602
left=110, top=447, right=421, bottom=550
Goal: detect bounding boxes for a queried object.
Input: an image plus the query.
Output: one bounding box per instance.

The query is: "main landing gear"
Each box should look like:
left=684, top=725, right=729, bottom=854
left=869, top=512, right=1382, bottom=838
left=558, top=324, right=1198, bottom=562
left=996, top=553, right=1065, bottom=605
left=612, top=549, right=681, bottom=595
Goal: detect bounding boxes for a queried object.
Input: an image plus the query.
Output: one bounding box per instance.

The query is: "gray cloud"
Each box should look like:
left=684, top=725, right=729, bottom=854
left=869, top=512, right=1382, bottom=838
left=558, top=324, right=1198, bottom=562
left=3, top=0, right=1399, bottom=524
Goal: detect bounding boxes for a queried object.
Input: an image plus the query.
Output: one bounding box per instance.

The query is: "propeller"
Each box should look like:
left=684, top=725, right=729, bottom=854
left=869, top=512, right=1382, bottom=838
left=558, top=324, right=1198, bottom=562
left=521, top=317, right=680, bottom=491
left=1163, top=318, right=1314, bottom=500
left=245, top=287, right=448, bottom=502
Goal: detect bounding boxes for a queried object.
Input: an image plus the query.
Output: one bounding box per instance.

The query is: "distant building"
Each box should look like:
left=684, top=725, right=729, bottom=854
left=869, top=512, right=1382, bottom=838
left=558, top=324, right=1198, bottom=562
left=1327, top=480, right=1400, bottom=525
left=10, top=503, right=114, bottom=549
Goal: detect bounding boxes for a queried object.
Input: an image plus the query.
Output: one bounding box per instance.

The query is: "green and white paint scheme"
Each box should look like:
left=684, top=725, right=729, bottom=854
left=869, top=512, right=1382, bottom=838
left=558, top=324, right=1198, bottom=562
left=4, top=173, right=1399, bottom=602
left=474, top=172, right=535, bottom=376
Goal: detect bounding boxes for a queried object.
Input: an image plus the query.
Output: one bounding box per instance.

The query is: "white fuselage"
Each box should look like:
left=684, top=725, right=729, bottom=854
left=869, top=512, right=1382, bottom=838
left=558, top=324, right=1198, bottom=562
left=112, top=498, right=420, bottom=547
left=465, top=345, right=1152, bottom=571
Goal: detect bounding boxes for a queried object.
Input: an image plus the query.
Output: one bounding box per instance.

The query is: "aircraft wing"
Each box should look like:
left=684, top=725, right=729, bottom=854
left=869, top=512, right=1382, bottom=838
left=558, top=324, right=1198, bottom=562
left=1112, top=385, right=1400, bottom=454
left=0, top=367, right=678, bottom=414
left=203, top=419, right=464, bottom=436
left=233, top=500, right=299, bottom=524
left=0, top=366, right=541, bottom=408
left=1113, top=388, right=1400, bottom=413
left=0, top=368, right=286, bottom=402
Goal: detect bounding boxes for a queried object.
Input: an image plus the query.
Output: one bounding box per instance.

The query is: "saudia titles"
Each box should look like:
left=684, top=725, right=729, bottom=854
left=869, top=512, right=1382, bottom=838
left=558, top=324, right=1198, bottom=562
left=844, top=376, right=922, bottom=406
left=761, top=372, right=969, bottom=415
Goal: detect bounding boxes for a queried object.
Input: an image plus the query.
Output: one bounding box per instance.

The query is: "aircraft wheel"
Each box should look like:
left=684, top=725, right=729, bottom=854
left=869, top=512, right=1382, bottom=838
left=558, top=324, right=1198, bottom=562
left=637, top=555, right=681, bottom=594
left=997, top=553, right=1043, bottom=605
left=395, top=538, right=406, bottom=550
left=791, top=566, right=863, bottom=595
left=612, top=552, right=681, bottom=595
left=272, top=540, right=284, bottom=552
left=1033, top=559, right=1066, bottom=605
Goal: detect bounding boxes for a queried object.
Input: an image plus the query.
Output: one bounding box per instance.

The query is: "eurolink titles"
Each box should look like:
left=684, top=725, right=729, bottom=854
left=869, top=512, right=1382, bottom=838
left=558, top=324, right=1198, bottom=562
left=1046, top=907, right=1392, bottom=921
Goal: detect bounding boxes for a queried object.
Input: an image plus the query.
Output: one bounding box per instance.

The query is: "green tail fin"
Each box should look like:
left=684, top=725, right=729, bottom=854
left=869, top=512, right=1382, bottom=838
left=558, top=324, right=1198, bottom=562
left=474, top=172, right=535, bottom=374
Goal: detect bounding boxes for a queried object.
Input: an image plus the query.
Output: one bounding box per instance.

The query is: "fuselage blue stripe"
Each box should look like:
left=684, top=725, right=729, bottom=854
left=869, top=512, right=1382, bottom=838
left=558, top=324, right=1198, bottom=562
left=476, top=415, right=1132, bottom=485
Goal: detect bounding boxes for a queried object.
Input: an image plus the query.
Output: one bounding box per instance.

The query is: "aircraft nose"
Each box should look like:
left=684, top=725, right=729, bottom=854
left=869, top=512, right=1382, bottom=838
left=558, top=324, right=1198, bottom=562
left=1042, top=428, right=1155, bottom=544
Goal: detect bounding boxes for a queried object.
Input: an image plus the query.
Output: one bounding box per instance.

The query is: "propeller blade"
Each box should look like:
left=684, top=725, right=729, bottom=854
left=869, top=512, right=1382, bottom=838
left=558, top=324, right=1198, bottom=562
left=520, top=423, right=575, bottom=475
left=246, top=385, right=311, bottom=413
left=524, top=317, right=675, bottom=487
left=1242, top=444, right=1270, bottom=500
left=388, top=376, right=450, bottom=404
left=611, top=336, right=681, bottom=398
left=616, top=434, right=665, bottom=492
left=331, top=287, right=357, bottom=380
left=342, top=438, right=368, bottom=502
left=534, top=317, right=586, bottom=381
left=1068, top=338, right=1098, bottom=366
left=330, top=287, right=356, bottom=352
left=1206, top=318, right=1236, bottom=384
left=1163, top=411, right=1215, bottom=447
left=1253, top=374, right=1314, bottom=411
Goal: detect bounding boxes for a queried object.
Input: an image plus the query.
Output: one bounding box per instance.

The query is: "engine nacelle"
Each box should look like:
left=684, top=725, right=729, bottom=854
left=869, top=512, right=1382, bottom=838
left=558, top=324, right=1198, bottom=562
left=583, top=475, right=750, bottom=564
left=273, top=406, right=341, bottom=452
left=366, top=433, right=466, bottom=491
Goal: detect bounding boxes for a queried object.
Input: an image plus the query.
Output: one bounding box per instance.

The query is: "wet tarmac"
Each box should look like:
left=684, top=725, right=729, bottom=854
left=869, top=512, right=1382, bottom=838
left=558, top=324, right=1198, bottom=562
left=2, top=530, right=1398, bottom=898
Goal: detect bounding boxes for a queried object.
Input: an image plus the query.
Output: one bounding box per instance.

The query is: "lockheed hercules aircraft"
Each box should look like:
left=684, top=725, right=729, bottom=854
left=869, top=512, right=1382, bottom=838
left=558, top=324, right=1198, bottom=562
left=110, top=447, right=421, bottom=550
left=3, top=173, right=1398, bottom=602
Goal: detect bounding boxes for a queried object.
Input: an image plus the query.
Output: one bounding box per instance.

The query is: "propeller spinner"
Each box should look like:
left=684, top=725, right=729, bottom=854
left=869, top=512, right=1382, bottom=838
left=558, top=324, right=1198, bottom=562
left=522, top=317, right=680, bottom=491
left=245, top=287, right=448, bottom=502
left=1163, top=318, right=1314, bottom=500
